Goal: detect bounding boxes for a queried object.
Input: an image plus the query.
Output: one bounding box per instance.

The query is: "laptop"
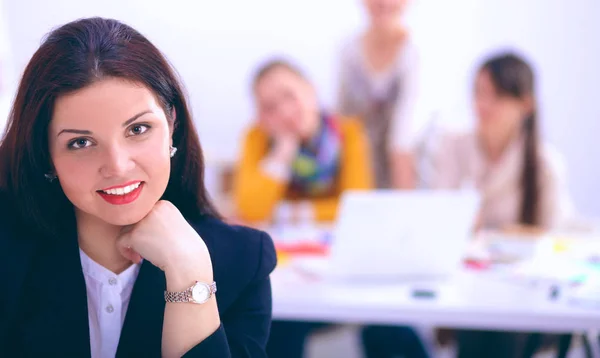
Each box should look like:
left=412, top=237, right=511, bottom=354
left=322, top=190, right=480, bottom=282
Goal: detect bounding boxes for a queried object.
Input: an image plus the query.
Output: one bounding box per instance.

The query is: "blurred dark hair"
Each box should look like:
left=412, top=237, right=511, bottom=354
left=0, top=17, right=219, bottom=240
left=479, top=52, right=539, bottom=225
left=252, top=57, right=308, bottom=90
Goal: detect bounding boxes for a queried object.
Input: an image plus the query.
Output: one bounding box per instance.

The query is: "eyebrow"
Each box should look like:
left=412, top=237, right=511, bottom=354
left=57, top=110, right=154, bottom=137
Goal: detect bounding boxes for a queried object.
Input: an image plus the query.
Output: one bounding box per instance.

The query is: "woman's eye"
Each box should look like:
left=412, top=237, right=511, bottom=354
left=128, top=124, right=150, bottom=136
left=68, top=138, right=92, bottom=150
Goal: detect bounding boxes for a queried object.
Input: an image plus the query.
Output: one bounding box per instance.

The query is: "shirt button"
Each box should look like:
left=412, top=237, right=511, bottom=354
left=108, top=277, right=117, bottom=286
left=106, top=304, right=114, bottom=313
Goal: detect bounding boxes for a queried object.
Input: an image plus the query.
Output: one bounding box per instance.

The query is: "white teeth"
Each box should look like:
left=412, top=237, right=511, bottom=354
left=101, top=182, right=141, bottom=196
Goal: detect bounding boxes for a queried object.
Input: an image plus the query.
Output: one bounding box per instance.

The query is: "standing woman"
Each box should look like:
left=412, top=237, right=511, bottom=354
left=340, top=1, right=430, bottom=356
left=338, top=0, right=420, bottom=189
left=433, top=52, right=574, bottom=358
left=0, top=18, right=276, bottom=357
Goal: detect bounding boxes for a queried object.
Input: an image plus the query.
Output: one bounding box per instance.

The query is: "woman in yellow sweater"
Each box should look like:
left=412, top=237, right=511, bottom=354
left=234, top=58, right=373, bottom=224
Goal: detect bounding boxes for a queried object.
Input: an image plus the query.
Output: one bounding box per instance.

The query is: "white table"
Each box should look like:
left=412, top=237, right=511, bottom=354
left=270, top=236, right=600, bottom=333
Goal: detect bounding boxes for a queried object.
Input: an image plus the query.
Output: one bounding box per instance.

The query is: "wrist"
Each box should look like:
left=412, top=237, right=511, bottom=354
left=272, top=137, right=299, bottom=163
left=164, top=247, right=213, bottom=291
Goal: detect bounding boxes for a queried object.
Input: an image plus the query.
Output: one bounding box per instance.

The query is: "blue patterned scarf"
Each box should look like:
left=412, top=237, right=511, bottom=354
left=287, top=114, right=342, bottom=198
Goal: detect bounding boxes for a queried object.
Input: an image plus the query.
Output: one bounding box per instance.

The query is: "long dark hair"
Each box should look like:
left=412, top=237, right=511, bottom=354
left=0, top=17, right=219, bottom=239
left=480, top=53, right=539, bottom=225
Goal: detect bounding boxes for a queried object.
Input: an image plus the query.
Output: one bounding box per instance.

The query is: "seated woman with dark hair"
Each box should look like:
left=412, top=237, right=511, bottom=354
left=432, top=52, right=574, bottom=358
left=359, top=52, right=575, bottom=358
left=0, top=17, right=276, bottom=357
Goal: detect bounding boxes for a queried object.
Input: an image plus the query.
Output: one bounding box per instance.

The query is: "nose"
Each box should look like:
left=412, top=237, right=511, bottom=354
left=99, top=143, right=135, bottom=178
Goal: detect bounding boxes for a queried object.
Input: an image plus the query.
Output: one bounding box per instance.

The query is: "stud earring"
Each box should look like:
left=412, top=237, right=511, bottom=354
left=169, top=146, right=177, bottom=158
left=44, top=173, right=57, bottom=182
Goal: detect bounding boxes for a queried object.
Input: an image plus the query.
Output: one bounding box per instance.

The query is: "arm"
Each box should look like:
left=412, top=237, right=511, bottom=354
left=538, top=147, right=575, bottom=230
left=163, top=257, right=221, bottom=357
left=389, top=42, right=420, bottom=189
left=430, top=132, right=463, bottom=189
left=390, top=152, right=416, bottom=189
left=233, top=128, right=297, bottom=222
left=336, top=41, right=358, bottom=117
left=309, top=120, right=374, bottom=221
left=118, top=202, right=276, bottom=358
left=181, top=232, right=277, bottom=358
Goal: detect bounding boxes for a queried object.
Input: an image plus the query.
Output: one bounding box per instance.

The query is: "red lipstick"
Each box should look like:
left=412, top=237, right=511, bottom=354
left=97, top=181, right=144, bottom=205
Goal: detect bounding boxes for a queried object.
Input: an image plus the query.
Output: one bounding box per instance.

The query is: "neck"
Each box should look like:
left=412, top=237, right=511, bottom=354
left=480, top=131, right=518, bottom=163
left=301, top=112, right=323, bottom=143
left=76, top=210, right=132, bottom=274
left=367, top=23, right=405, bottom=45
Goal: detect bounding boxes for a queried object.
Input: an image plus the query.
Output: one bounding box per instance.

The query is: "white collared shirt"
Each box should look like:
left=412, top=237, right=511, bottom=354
left=79, top=249, right=142, bottom=358
left=431, top=130, right=575, bottom=229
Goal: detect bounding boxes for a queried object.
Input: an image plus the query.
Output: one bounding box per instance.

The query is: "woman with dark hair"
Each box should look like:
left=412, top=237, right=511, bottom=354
left=433, top=52, right=573, bottom=233
left=432, top=53, right=574, bottom=357
left=0, top=17, right=275, bottom=357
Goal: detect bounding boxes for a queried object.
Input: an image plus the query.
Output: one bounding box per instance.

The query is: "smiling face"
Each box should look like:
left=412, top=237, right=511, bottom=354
left=48, top=77, right=173, bottom=226
left=254, top=66, right=320, bottom=140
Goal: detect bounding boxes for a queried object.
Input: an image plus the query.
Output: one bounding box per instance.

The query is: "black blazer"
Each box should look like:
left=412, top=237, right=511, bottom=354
left=0, top=202, right=277, bottom=357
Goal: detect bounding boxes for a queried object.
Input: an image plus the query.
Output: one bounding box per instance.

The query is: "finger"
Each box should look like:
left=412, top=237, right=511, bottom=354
left=120, top=224, right=135, bottom=235
left=116, top=234, right=143, bottom=264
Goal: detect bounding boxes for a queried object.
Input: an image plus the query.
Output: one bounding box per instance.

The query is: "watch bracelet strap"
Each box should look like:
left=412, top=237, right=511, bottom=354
left=164, top=281, right=217, bottom=303
left=164, top=290, right=191, bottom=303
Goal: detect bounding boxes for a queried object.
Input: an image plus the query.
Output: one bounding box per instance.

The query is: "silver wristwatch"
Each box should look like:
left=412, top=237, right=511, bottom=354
left=164, top=281, right=217, bottom=304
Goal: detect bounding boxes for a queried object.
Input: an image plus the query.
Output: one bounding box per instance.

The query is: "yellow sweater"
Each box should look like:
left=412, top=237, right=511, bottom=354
left=233, top=117, right=373, bottom=223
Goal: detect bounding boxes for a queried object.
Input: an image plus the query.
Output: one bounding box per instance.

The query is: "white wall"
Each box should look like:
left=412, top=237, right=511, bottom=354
left=0, top=0, right=15, bottom=130
left=2, top=0, right=599, bottom=217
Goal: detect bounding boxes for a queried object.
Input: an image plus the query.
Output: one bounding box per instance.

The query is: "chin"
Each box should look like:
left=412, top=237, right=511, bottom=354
left=96, top=199, right=157, bottom=226
left=100, top=211, right=148, bottom=226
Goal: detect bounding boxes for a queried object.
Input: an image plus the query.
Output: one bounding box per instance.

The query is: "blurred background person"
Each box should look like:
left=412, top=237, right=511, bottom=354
left=233, top=58, right=373, bottom=358
left=432, top=52, right=573, bottom=232
left=338, top=1, right=430, bottom=356
left=233, top=58, right=373, bottom=224
left=337, top=0, right=420, bottom=189
left=432, top=52, right=574, bottom=358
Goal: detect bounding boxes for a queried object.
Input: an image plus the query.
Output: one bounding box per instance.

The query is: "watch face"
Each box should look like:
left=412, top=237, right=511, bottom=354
left=191, top=283, right=210, bottom=303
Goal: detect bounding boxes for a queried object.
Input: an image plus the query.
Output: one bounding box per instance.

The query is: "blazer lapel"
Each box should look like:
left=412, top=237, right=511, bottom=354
left=116, top=260, right=166, bottom=358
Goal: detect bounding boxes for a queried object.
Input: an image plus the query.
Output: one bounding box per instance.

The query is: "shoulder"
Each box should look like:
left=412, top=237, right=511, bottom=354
left=338, top=33, right=362, bottom=68
left=339, top=33, right=361, bottom=57
left=538, top=142, right=568, bottom=183
left=243, top=125, right=268, bottom=143
left=188, top=216, right=276, bottom=306
left=0, top=193, right=38, bottom=334
left=437, top=128, right=477, bottom=153
left=0, top=192, right=33, bottom=260
left=398, top=35, right=420, bottom=68
left=240, top=125, right=269, bottom=155
left=337, top=115, right=365, bottom=137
